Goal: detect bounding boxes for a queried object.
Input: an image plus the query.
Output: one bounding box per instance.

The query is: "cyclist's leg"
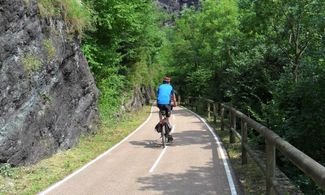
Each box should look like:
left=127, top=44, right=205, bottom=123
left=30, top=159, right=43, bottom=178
left=157, top=104, right=163, bottom=123
left=165, top=104, right=172, bottom=124
left=164, top=105, right=173, bottom=142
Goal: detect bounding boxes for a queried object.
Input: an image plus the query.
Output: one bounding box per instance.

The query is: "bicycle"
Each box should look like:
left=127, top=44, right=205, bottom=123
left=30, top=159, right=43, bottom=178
left=158, top=110, right=172, bottom=148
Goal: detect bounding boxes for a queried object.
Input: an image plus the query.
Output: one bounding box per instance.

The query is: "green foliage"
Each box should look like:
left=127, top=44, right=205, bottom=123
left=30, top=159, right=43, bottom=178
left=38, top=91, right=52, bottom=103
left=22, top=53, right=42, bottom=73
left=163, top=0, right=325, bottom=193
left=23, top=0, right=30, bottom=7
left=238, top=1, right=325, bottom=193
left=0, top=163, right=14, bottom=178
left=38, top=0, right=58, bottom=17
left=163, top=0, right=240, bottom=98
left=97, top=70, right=126, bottom=121
left=82, top=0, right=167, bottom=120
left=43, top=39, right=56, bottom=61
left=59, top=0, right=92, bottom=34
left=185, top=68, right=213, bottom=96
left=37, top=0, right=92, bottom=35
left=265, top=66, right=325, bottom=159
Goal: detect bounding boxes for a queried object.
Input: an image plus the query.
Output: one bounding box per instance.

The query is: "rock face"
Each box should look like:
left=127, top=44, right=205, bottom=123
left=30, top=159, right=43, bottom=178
left=121, top=86, right=153, bottom=113
left=158, top=0, right=199, bottom=12
left=0, top=0, right=99, bottom=165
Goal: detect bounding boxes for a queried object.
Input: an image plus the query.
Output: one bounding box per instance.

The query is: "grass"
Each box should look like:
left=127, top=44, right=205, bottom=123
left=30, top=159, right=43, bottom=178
left=21, top=53, right=42, bottom=73
left=38, top=0, right=58, bottom=17
left=42, top=39, right=56, bottom=62
left=37, top=0, right=92, bottom=35
left=22, top=0, right=30, bottom=7
left=0, top=106, right=151, bottom=194
left=59, top=0, right=92, bottom=35
left=195, top=111, right=266, bottom=194
left=212, top=122, right=266, bottom=194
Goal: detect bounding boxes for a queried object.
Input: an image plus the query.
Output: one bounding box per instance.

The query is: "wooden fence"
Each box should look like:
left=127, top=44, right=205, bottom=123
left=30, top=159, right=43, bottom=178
left=183, top=97, right=325, bottom=195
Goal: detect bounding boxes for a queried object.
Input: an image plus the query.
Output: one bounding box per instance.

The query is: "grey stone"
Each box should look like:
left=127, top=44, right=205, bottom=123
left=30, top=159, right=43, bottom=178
left=157, top=0, right=199, bottom=12
left=122, top=86, right=152, bottom=113
left=0, top=0, right=98, bottom=166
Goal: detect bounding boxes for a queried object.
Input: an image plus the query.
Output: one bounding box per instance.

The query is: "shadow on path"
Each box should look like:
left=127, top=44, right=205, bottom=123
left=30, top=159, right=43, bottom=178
left=137, top=143, right=232, bottom=195
left=150, top=109, right=194, bottom=117
left=129, top=129, right=215, bottom=150
left=129, top=140, right=163, bottom=149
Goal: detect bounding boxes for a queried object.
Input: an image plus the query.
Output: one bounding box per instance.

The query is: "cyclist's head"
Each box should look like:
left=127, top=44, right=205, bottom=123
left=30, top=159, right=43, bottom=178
left=163, top=76, right=171, bottom=84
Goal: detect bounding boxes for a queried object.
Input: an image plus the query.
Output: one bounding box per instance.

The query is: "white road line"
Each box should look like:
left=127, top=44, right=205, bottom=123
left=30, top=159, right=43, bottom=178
left=149, top=124, right=176, bottom=173
left=39, top=106, right=154, bottom=195
left=182, top=107, right=238, bottom=195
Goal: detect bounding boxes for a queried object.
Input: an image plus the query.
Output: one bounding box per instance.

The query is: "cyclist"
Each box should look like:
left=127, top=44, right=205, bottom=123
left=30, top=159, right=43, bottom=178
left=157, top=76, right=177, bottom=142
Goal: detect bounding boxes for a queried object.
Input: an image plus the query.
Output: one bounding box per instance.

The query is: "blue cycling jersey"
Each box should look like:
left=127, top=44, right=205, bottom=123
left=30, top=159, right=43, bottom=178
left=157, top=84, right=174, bottom=105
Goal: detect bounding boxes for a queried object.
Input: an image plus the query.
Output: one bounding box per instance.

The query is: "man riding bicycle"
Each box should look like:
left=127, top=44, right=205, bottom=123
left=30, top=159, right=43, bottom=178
left=157, top=76, right=177, bottom=142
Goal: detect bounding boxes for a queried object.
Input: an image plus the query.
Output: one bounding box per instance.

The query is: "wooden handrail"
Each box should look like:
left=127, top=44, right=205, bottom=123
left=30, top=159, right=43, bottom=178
left=184, top=97, right=325, bottom=194
left=223, top=103, right=325, bottom=189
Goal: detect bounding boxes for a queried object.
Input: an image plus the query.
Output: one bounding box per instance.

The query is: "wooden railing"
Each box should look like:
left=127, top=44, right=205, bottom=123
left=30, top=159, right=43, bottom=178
left=183, top=97, right=325, bottom=195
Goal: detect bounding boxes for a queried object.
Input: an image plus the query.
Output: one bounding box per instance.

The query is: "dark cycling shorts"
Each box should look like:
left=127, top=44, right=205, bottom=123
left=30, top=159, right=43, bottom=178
left=158, top=104, right=172, bottom=117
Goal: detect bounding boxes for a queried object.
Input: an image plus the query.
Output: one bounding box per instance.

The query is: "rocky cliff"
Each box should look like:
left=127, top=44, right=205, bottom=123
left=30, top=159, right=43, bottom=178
left=121, top=86, right=153, bottom=114
left=158, top=0, right=199, bottom=12
left=0, top=0, right=98, bottom=165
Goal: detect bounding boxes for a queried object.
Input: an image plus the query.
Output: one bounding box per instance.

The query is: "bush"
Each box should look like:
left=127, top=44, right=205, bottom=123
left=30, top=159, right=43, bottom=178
left=0, top=163, right=14, bottom=178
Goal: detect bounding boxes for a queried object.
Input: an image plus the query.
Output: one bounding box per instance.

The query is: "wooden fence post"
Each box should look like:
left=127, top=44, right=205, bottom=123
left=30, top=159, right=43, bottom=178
left=230, top=112, right=236, bottom=143
left=213, top=103, right=217, bottom=125
left=266, top=140, right=276, bottom=195
left=241, top=120, right=248, bottom=165
left=221, top=107, right=225, bottom=131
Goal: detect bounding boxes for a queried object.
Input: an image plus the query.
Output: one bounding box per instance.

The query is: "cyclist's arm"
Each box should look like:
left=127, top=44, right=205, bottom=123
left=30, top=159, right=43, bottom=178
left=170, top=93, right=177, bottom=107
left=171, top=94, right=177, bottom=107
left=156, top=87, right=160, bottom=106
left=170, top=87, right=177, bottom=107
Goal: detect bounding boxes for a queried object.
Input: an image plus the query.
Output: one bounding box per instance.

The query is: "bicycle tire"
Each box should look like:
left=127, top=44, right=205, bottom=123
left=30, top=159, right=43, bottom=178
left=161, top=124, right=166, bottom=148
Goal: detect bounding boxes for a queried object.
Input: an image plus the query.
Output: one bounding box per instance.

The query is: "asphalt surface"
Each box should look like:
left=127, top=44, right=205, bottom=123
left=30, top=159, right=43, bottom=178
left=40, top=106, right=239, bottom=195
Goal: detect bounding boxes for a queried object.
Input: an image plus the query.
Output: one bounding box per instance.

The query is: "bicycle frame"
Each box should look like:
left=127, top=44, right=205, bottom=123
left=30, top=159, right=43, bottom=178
left=160, top=118, right=168, bottom=148
left=160, top=111, right=169, bottom=148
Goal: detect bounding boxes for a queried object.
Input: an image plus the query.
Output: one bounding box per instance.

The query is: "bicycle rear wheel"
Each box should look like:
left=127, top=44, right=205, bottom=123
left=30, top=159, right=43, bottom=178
left=161, top=125, right=166, bottom=148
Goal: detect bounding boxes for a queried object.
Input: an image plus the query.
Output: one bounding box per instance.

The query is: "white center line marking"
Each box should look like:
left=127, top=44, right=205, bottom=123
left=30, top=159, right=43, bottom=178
left=149, top=124, right=176, bottom=173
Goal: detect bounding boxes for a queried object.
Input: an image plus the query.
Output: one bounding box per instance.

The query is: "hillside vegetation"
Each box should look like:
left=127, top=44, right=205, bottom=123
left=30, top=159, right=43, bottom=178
left=162, top=0, right=325, bottom=193
left=81, top=0, right=168, bottom=121
left=41, top=0, right=168, bottom=120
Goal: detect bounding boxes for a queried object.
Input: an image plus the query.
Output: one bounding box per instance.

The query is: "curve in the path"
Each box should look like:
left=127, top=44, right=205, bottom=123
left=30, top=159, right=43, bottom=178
left=39, top=106, right=239, bottom=195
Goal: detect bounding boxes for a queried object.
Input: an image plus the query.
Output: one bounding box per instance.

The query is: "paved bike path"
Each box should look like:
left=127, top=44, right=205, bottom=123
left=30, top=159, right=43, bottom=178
left=40, top=106, right=239, bottom=195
